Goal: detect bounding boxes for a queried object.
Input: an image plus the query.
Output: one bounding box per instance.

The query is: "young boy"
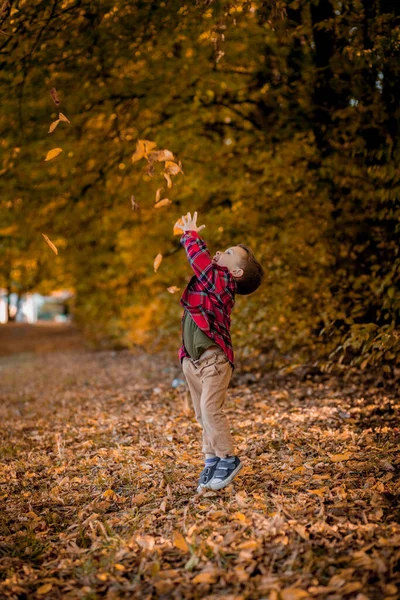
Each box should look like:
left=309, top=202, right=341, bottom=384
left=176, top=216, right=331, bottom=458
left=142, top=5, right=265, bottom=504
left=176, top=211, right=264, bottom=492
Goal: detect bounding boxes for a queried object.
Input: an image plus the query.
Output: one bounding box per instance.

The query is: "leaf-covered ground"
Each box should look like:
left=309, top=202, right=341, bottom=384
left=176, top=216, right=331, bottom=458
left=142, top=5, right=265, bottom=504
left=0, top=325, right=399, bottom=600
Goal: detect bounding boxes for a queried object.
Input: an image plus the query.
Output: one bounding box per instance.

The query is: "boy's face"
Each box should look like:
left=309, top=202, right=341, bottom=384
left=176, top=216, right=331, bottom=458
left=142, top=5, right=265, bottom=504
left=212, top=246, right=248, bottom=279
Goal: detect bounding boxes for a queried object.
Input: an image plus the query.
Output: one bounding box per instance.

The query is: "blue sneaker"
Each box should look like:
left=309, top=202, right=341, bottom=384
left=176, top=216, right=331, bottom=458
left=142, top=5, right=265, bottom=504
left=196, top=459, right=220, bottom=492
left=207, top=456, right=243, bottom=490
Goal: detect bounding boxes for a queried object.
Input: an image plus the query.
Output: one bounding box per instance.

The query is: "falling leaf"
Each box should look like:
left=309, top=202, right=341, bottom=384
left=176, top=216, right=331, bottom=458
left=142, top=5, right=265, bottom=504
left=164, top=172, right=172, bottom=189
left=154, top=253, right=163, bottom=272
left=131, top=195, right=140, bottom=210
left=48, top=120, right=60, bottom=133
left=330, top=452, right=352, bottom=462
left=44, top=148, right=62, bottom=161
left=42, top=234, right=58, bottom=255
left=173, top=218, right=184, bottom=235
left=50, top=87, right=60, bottom=105
left=58, top=112, right=70, bottom=123
left=173, top=531, right=190, bottom=552
left=37, top=583, right=53, bottom=595
left=164, top=161, right=182, bottom=176
left=155, top=187, right=164, bottom=202
left=167, top=286, right=180, bottom=294
left=132, top=140, right=145, bottom=163
left=154, top=198, right=171, bottom=208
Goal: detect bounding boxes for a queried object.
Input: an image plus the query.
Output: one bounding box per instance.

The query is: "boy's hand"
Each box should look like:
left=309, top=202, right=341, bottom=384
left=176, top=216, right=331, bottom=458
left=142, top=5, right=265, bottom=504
left=176, top=211, right=206, bottom=234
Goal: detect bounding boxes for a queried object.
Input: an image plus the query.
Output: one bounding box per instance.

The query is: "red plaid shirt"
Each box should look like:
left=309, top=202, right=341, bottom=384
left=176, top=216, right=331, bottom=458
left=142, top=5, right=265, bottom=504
left=178, top=230, right=237, bottom=370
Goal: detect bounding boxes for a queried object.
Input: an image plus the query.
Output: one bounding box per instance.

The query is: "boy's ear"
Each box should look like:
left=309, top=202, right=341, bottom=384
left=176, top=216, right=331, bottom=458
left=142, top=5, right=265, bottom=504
left=231, top=267, right=244, bottom=278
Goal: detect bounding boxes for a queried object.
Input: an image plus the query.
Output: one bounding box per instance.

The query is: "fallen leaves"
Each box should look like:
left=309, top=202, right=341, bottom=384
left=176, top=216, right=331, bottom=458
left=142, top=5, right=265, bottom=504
left=173, top=531, right=190, bottom=552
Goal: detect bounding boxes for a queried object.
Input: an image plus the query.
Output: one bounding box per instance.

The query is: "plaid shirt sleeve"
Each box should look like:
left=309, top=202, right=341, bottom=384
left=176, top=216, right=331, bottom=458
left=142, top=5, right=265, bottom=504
left=180, top=230, right=236, bottom=304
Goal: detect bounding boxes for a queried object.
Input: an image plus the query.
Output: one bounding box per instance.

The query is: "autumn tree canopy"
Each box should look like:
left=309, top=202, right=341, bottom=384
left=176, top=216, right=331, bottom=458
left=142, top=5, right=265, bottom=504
left=0, top=0, right=399, bottom=373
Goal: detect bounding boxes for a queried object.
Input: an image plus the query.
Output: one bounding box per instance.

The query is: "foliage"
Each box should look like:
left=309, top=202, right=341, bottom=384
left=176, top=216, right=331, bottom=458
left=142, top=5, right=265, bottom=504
left=0, top=0, right=398, bottom=371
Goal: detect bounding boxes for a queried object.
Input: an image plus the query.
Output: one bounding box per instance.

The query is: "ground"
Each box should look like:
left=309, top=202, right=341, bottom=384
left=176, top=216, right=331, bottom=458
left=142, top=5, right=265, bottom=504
left=0, top=324, right=399, bottom=600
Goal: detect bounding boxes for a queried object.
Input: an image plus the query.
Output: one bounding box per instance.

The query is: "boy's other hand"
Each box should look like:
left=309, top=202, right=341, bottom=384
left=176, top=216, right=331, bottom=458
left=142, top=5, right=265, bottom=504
left=177, top=211, right=206, bottom=234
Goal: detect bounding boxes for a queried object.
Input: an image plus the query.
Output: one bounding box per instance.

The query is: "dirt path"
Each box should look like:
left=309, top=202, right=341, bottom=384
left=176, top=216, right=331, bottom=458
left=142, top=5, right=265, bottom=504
left=0, top=325, right=399, bottom=599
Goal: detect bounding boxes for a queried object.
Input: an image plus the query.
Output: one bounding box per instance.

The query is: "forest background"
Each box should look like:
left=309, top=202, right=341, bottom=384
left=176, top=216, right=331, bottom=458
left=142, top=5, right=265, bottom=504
left=0, top=0, right=399, bottom=375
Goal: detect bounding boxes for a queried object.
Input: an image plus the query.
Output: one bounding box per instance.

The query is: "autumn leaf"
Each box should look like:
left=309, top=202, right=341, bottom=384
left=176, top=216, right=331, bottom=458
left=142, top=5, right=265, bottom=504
left=37, top=583, right=53, bottom=595
left=173, top=218, right=184, bottom=235
left=154, top=198, right=171, bottom=208
left=173, top=531, right=190, bottom=552
left=153, top=253, right=163, bottom=272
left=330, top=452, right=352, bottom=462
left=42, top=234, right=58, bottom=255
left=135, top=534, right=155, bottom=551
left=148, top=149, right=174, bottom=163
left=192, top=571, right=219, bottom=584
left=155, top=187, right=164, bottom=202
left=131, top=195, right=140, bottom=210
left=103, top=488, right=115, bottom=499
left=164, top=172, right=172, bottom=189
left=58, top=112, right=70, bottom=123
left=132, top=140, right=145, bottom=162
left=50, top=87, right=60, bottom=105
left=44, top=148, right=62, bottom=161
left=164, top=161, right=182, bottom=176
left=167, top=286, right=180, bottom=294
left=115, top=563, right=125, bottom=572
left=281, top=588, right=310, bottom=600
left=48, top=120, right=60, bottom=133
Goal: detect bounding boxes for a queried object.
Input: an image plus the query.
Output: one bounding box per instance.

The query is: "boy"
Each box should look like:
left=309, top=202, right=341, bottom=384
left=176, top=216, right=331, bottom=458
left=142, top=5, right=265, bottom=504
left=176, top=211, right=264, bottom=492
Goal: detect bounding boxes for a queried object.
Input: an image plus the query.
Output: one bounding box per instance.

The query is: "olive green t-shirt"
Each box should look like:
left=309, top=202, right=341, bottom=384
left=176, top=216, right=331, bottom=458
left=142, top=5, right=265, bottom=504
left=182, top=311, right=216, bottom=360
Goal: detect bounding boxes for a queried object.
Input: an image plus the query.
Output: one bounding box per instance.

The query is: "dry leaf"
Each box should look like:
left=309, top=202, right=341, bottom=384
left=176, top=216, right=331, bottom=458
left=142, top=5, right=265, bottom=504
left=42, top=234, right=58, bottom=255
left=50, top=87, right=60, bottom=106
left=48, top=120, right=60, bottom=133
left=131, top=195, right=140, bottom=210
left=164, top=161, right=182, bottom=175
left=97, top=573, right=108, bottom=581
left=132, top=140, right=145, bottom=162
left=164, top=172, right=172, bottom=189
left=173, top=531, right=190, bottom=552
left=44, top=148, right=62, bottom=161
left=148, top=149, right=174, bottom=162
left=114, top=563, right=125, bottom=572
left=58, top=112, right=70, bottom=123
left=330, top=452, right=352, bottom=462
left=281, top=588, right=310, bottom=600
left=173, top=218, right=184, bottom=236
left=237, top=539, right=258, bottom=550
left=155, top=187, right=164, bottom=202
left=154, top=253, right=163, bottom=272
left=103, top=489, right=115, bottom=499
left=154, top=199, right=171, bottom=208
left=231, top=512, right=247, bottom=523
left=192, top=571, right=218, bottom=584
left=142, top=140, right=157, bottom=157
left=135, top=534, right=155, bottom=551
left=167, top=286, right=180, bottom=294
left=37, top=583, right=53, bottom=595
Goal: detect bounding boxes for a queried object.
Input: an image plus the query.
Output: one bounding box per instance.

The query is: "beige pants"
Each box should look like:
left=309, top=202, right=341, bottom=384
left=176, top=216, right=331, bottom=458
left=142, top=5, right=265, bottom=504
left=182, top=346, right=235, bottom=459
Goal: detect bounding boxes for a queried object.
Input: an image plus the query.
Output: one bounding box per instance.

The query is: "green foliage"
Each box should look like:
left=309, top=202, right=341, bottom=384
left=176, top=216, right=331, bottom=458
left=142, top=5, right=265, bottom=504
left=0, top=0, right=398, bottom=372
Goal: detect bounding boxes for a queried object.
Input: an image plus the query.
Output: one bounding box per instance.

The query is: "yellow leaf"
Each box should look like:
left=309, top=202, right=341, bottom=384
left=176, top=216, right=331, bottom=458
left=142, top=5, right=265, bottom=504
left=308, top=487, right=328, bottom=497
left=150, top=561, right=160, bottom=577
left=173, top=531, right=190, bottom=552
left=231, top=512, right=247, bottom=523
left=330, top=452, right=352, bottom=462
left=154, top=253, right=163, bottom=272
left=281, top=588, right=310, bottom=600
left=142, top=139, right=157, bottom=157
left=44, top=148, right=62, bottom=161
left=173, top=218, right=184, bottom=235
left=154, top=198, right=171, bottom=208
left=97, top=573, right=108, bottom=581
left=167, top=286, right=180, bottom=294
left=237, top=539, right=258, bottom=550
left=37, top=583, right=52, bottom=595
left=164, top=161, right=182, bottom=175
left=155, top=187, right=164, bottom=202
left=132, top=140, right=145, bottom=162
left=103, top=489, right=115, bottom=499
left=192, top=571, right=218, bottom=584
left=114, top=563, right=125, bottom=572
left=164, top=172, right=172, bottom=188
left=58, top=112, right=70, bottom=123
left=42, top=234, right=58, bottom=255
left=48, top=120, right=60, bottom=133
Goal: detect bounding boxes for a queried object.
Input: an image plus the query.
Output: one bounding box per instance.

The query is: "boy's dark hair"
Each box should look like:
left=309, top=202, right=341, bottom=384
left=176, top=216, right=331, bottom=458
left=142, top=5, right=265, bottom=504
left=235, top=244, right=265, bottom=295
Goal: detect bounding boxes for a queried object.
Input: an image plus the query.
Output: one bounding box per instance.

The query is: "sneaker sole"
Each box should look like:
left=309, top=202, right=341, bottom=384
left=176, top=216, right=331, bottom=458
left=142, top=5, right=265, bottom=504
left=208, top=462, right=243, bottom=491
